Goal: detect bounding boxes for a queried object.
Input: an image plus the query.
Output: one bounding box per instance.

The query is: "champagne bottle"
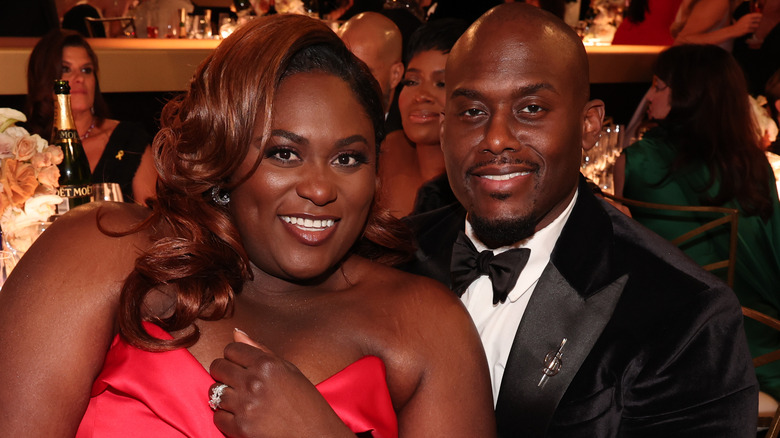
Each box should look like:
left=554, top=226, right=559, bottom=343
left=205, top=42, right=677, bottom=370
left=52, top=79, right=92, bottom=215
left=179, top=8, right=188, bottom=38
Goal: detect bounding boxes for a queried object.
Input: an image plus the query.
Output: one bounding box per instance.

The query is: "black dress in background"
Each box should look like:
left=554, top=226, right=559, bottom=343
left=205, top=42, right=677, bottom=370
left=92, top=121, right=152, bottom=204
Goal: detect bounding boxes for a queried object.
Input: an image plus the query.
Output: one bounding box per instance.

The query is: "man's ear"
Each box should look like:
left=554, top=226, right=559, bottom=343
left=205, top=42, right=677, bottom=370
left=582, top=99, right=605, bottom=151
left=389, top=62, right=404, bottom=89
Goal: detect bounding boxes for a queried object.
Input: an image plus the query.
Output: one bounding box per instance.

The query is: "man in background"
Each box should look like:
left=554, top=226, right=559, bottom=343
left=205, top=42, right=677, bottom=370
left=338, top=12, right=404, bottom=116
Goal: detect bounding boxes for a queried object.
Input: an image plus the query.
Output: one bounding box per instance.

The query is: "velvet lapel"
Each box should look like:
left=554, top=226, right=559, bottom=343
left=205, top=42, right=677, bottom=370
left=494, top=179, right=628, bottom=437
left=404, top=203, right=466, bottom=286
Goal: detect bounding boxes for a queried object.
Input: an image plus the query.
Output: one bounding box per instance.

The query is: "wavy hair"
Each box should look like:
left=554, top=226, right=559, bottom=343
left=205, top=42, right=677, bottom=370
left=118, top=14, right=413, bottom=351
left=654, top=44, right=773, bottom=220
left=25, top=29, right=110, bottom=138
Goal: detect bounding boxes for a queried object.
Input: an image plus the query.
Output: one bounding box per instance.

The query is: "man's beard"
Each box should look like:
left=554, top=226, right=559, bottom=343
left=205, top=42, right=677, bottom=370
left=469, top=213, right=536, bottom=249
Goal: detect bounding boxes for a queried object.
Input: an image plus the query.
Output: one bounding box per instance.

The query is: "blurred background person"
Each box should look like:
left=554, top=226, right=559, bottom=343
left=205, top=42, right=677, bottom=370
left=672, top=0, right=762, bottom=51
left=378, top=18, right=467, bottom=217
left=614, top=44, right=780, bottom=401
left=338, top=11, right=405, bottom=117
left=733, top=0, right=780, bottom=95
left=25, top=29, right=156, bottom=205
left=61, top=3, right=105, bottom=37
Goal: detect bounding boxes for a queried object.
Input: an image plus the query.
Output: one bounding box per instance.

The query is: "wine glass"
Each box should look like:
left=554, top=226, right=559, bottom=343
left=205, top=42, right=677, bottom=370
left=91, top=182, right=124, bottom=203
left=0, top=250, right=13, bottom=290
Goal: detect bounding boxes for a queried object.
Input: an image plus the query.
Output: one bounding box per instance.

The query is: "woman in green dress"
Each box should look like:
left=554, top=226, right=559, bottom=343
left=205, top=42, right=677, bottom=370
left=615, top=43, right=780, bottom=399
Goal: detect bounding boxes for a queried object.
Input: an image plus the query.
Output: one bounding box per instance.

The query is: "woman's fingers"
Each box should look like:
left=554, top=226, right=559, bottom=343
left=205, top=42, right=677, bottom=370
left=208, top=382, right=233, bottom=412
left=233, top=328, right=262, bottom=347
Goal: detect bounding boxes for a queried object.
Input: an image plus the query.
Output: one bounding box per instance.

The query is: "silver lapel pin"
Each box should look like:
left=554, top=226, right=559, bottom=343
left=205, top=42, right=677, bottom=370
left=538, top=338, right=567, bottom=388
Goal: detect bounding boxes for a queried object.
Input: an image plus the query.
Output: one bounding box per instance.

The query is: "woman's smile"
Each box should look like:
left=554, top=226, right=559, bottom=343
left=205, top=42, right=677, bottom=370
left=279, top=214, right=340, bottom=246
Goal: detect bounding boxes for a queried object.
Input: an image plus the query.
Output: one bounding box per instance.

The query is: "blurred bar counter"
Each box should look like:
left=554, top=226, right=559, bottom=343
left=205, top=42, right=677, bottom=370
left=0, top=37, right=220, bottom=95
left=0, top=38, right=664, bottom=95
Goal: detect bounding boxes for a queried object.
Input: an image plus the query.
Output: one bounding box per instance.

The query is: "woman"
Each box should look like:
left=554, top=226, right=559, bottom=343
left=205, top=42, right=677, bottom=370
left=379, top=18, right=467, bottom=217
left=615, top=44, right=780, bottom=400
left=671, top=0, right=762, bottom=50
left=0, top=14, right=495, bottom=436
left=26, top=29, right=156, bottom=205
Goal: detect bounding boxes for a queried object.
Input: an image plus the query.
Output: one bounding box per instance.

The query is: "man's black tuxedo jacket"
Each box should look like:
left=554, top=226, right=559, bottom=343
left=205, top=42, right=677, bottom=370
left=401, top=178, right=758, bottom=437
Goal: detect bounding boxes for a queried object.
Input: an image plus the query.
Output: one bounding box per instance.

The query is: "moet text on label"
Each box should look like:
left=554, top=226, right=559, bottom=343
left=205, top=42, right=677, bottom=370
left=58, top=184, right=93, bottom=198
left=55, top=129, right=79, bottom=140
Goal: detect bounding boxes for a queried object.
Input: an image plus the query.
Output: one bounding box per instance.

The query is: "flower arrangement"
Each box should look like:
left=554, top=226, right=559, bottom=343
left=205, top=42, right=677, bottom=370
left=0, top=108, right=63, bottom=256
left=274, top=0, right=306, bottom=15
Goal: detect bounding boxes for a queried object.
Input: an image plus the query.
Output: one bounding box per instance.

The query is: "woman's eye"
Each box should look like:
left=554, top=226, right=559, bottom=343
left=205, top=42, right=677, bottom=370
left=265, top=147, right=300, bottom=163
left=61, top=65, right=70, bottom=74
left=82, top=67, right=93, bottom=75
left=401, top=79, right=418, bottom=87
left=333, top=152, right=367, bottom=167
left=435, top=81, right=445, bottom=88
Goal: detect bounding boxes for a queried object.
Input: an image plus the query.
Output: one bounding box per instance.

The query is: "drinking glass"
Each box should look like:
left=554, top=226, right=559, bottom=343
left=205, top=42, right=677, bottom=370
left=0, top=250, right=13, bottom=291
left=218, top=13, right=236, bottom=39
left=91, top=182, right=124, bottom=203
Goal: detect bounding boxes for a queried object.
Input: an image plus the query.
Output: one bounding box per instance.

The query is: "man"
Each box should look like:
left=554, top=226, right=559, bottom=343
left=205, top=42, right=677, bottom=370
left=338, top=12, right=405, bottom=115
left=403, top=3, right=758, bottom=436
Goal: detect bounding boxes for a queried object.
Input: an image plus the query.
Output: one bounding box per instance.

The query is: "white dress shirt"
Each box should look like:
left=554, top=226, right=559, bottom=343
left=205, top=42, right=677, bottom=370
left=460, top=190, right=578, bottom=405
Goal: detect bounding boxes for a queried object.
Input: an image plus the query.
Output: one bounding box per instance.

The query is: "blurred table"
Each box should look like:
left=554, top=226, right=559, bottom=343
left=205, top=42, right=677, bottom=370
left=586, top=45, right=664, bottom=84
left=0, top=38, right=663, bottom=95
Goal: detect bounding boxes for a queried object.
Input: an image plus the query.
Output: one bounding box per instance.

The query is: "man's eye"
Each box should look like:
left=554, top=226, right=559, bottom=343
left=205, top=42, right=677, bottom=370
left=462, top=108, right=486, bottom=117
left=520, top=105, right=544, bottom=114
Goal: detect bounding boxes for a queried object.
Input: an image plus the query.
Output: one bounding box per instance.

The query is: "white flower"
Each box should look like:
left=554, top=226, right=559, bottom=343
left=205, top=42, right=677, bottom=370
left=0, top=108, right=26, bottom=133
left=1, top=194, right=60, bottom=254
left=3, top=126, right=30, bottom=140
left=0, top=132, right=15, bottom=158
left=275, top=0, right=305, bottom=14
left=750, top=95, right=778, bottom=145
left=23, top=194, right=61, bottom=219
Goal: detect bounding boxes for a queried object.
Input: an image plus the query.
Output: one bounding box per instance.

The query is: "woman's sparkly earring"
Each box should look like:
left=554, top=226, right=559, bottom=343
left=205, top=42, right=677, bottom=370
left=211, top=186, right=230, bottom=206
left=90, top=106, right=95, bottom=115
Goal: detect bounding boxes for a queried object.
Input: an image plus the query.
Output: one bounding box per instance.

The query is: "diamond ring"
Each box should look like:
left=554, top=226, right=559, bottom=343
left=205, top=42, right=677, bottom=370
left=209, top=383, right=229, bottom=410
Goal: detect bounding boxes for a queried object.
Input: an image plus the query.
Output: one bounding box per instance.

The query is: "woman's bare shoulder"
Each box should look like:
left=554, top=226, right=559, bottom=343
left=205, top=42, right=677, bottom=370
left=19, top=202, right=154, bottom=284
left=345, top=258, right=495, bottom=436
left=353, top=257, right=457, bottom=300
left=349, top=257, right=473, bottom=331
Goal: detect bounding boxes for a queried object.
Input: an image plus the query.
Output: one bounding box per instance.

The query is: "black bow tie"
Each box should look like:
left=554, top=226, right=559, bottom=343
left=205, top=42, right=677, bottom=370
left=450, top=231, right=531, bottom=305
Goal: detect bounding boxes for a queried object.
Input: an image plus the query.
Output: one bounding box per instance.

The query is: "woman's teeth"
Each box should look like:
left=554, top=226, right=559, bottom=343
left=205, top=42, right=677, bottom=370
left=281, top=216, right=335, bottom=230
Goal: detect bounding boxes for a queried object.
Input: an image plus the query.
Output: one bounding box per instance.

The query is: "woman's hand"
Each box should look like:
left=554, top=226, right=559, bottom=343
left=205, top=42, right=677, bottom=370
left=209, top=330, right=354, bottom=438
left=732, top=12, right=763, bottom=37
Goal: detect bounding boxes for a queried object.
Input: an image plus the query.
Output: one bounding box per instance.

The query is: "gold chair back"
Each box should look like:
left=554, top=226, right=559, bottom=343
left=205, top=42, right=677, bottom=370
left=84, top=16, right=137, bottom=38
left=742, top=306, right=780, bottom=438
left=602, top=193, right=739, bottom=288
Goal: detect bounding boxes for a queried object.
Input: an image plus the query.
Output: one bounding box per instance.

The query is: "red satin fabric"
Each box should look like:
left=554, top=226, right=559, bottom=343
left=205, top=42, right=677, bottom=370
left=76, top=323, right=398, bottom=437
left=612, top=0, right=683, bottom=46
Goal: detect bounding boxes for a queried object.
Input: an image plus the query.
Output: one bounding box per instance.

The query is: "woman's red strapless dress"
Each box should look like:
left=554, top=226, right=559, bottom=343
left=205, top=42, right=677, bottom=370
left=76, top=323, right=398, bottom=437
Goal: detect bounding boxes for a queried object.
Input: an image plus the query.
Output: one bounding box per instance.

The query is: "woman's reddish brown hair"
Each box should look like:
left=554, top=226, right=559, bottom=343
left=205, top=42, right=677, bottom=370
left=117, top=14, right=413, bottom=351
